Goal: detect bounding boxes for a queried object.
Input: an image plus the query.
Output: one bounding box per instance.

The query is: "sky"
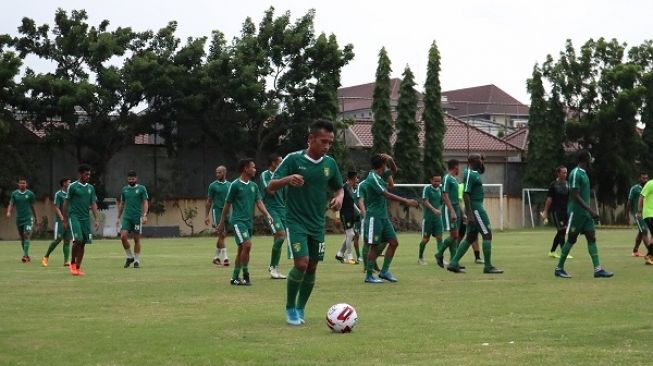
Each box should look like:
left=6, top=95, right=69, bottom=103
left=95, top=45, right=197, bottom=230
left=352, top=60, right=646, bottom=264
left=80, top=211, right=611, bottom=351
left=2, top=0, right=652, bottom=104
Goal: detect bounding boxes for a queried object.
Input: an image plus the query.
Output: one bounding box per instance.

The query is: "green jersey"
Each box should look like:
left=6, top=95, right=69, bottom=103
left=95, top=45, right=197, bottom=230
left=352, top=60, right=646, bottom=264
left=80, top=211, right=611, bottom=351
left=10, top=189, right=36, bottom=222
left=259, top=169, right=286, bottom=213
left=363, top=170, right=389, bottom=219
left=54, top=190, right=68, bottom=223
left=628, top=184, right=644, bottom=215
left=422, top=184, right=443, bottom=221
left=568, top=167, right=591, bottom=216
left=463, top=168, right=484, bottom=205
left=225, top=178, right=261, bottom=226
left=120, top=184, right=149, bottom=219
left=442, top=174, right=460, bottom=208
left=272, top=150, right=343, bottom=234
left=208, top=180, right=231, bottom=210
left=640, top=180, right=653, bottom=219
left=66, top=181, right=97, bottom=221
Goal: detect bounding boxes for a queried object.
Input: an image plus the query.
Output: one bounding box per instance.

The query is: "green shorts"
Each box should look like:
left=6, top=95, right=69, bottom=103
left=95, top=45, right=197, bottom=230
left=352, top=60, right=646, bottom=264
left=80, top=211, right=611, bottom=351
left=363, top=216, right=397, bottom=245
left=53, top=220, right=72, bottom=241
left=69, top=217, right=93, bottom=244
left=212, top=208, right=232, bottom=232
left=120, top=216, right=143, bottom=234
left=16, top=218, right=34, bottom=235
left=467, top=206, right=492, bottom=236
left=422, top=217, right=443, bottom=237
left=232, top=221, right=253, bottom=245
left=566, top=212, right=595, bottom=235
left=268, top=210, right=287, bottom=235
left=632, top=215, right=649, bottom=234
left=442, top=206, right=461, bottom=232
left=286, top=222, right=325, bottom=261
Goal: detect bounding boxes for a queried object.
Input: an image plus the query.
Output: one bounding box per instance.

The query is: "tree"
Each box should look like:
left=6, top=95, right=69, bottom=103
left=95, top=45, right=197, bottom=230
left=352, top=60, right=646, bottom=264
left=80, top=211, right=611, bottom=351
left=371, top=47, right=393, bottom=155
left=422, top=41, right=445, bottom=178
left=393, top=66, right=421, bottom=183
left=523, top=64, right=552, bottom=187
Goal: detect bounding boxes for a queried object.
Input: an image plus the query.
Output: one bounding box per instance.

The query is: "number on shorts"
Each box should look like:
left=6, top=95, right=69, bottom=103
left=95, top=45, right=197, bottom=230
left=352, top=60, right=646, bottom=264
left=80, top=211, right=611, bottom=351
left=318, top=242, right=325, bottom=255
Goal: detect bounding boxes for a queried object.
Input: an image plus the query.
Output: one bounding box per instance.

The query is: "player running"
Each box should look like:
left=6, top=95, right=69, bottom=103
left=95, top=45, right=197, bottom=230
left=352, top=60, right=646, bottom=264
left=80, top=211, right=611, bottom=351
left=259, top=153, right=288, bottom=279
left=117, top=170, right=149, bottom=268
left=205, top=166, right=231, bottom=266
left=6, top=177, right=37, bottom=262
left=42, top=178, right=72, bottom=267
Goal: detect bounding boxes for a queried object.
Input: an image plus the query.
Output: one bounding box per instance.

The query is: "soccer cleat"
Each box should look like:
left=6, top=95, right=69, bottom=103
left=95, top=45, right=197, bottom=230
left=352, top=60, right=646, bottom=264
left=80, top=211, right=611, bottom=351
left=554, top=268, right=572, bottom=278
left=459, top=264, right=467, bottom=269
left=26, top=256, right=31, bottom=262
left=632, top=251, right=644, bottom=257
left=74, top=268, right=86, bottom=276
left=378, top=271, right=398, bottom=282
left=364, top=275, right=384, bottom=283
left=435, top=254, right=444, bottom=268
left=21, top=256, right=27, bottom=263
left=345, top=258, right=357, bottom=265
left=241, top=273, right=251, bottom=286
left=212, top=257, right=221, bottom=265
left=41, top=257, right=49, bottom=267
left=124, top=257, right=135, bottom=268
left=133, top=261, right=140, bottom=269
left=269, top=267, right=286, bottom=279
left=296, top=308, right=305, bottom=324
left=645, top=255, right=653, bottom=265
left=483, top=266, right=504, bottom=274
left=594, top=268, right=614, bottom=278
left=475, top=258, right=485, bottom=264
left=64, top=261, right=70, bottom=267
left=548, top=251, right=559, bottom=258
left=446, top=264, right=466, bottom=273
left=335, top=254, right=344, bottom=263
left=69, top=263, right=77, bottom=275
left=286, top=308, right=301, bottom=326
left=417, top=258, right=426, bottom=265
left=356, top=257, right=362, bottom=264
left=230, top=278, right=241, bottom=286
left=222, top=258, right=230, bottom=267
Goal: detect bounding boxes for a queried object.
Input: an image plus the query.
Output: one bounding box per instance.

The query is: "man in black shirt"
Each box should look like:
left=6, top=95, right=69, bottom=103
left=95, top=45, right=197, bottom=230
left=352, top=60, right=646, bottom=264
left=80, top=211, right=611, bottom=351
left=335, top=171, right=361, bottom=264
left=541, top=166, right=573, bottom=259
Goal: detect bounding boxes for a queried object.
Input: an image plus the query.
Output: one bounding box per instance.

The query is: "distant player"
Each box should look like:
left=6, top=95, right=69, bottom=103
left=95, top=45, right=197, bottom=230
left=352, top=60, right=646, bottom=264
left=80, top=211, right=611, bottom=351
left=6, top=177, right=37, bottom=262
left=636, top=178, right=653, bottom=265
left=217, top=158, right=273, bottom=286
left=268, top=119, right=344, bottom=326
left=418, top=175, right=443, bottom=265
left=436, top=160, right=462, bottom=267
left=336, top=171, right=362, bottom=264
left=554, top=150, right=613, bottom=278
left=62, top=164, right=100, bottom=276
left=447, top=154, right=503, bottom=274
left=205, top=166, right=230, bottom=266
left=541, top=166, right=573, bottom=259
left=626, top=172, right=649, bottom=257
left=42, top=178, right=72, bottom=267
left=362, top=154, right=419, bottom=283
left=116, top=170, right=149, bottom=268
left=259, top=153, right=288, bottom=279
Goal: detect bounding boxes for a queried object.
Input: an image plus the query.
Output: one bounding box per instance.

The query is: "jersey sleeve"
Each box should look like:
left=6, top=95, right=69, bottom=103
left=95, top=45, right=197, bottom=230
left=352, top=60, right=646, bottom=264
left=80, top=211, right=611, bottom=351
left=9, top=192, right=15, bottom=205
left=65, top=185, right=74, bottom=201
left=120, top=188, right=125, bottom=203
left=272, top=155, right=293, bottom=180
left=368, top=173, right=386, bottom=195
left=142, top=186, right=149, bottom=201
left=464, top=172, right=476, bottom=193
left=422, top=186, right=429, bottom=200
left=569, top=170, right=581, bottom=191
left=226, top=182, right=238, bottom=204
left=207, top=183, right=214, bottom=199
left=328, top=161, right=344, bottom=191
left=91, top=187, right=98, bottom=203
left=256, top=184, right=263, bottom=201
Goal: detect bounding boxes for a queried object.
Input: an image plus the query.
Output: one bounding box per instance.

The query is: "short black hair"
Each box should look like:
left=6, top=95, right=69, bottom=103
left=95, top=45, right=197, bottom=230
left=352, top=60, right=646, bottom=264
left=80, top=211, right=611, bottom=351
left=347, top=171, right=358, bottom=180
left=78, top=164, right=91, bottom=174
left=59, top=177, right=70, bottom=187
left=17, top=176, right=27, bottom=182
left=238, top=158, right=255, bottom=173
left=447, top=159, right=459, bottom=170
left=468, top=154, right=481, bottom=164
left=577, top=150, right=591, bottom=164
left=371, top=154, right=385, bottom=170
left=127, top=170, right=137, bottom=177
left=310, top=119, right=334, bottom=134
left=640, top=171, right=649, bottom=177
left=555, top=165, right=567, bottom=174
left=268, top=153, right=281, bottom=166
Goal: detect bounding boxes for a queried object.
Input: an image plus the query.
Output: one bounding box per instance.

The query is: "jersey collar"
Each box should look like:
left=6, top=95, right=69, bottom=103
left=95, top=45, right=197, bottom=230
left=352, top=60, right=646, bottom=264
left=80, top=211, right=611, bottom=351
left=239, top=179, right=251, bottom=185
left=303, top=152, right=324, bottom=164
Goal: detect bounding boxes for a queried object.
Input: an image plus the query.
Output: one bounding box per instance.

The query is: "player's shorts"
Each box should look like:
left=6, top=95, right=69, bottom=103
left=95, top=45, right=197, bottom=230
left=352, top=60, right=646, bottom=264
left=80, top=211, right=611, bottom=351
left=286, top=222, right=325, bottom=261
left=268, top=210, right=286, bottom=235
left=363, top=216, right=397, bottom=245
left=53, top=220, right=72, bottom=241
left=69, top=217, right=93, bottom=244
left=212, top=208, right=232, bottom=232
left=231, top=221, right=253, bottom=245
left=631, top=214, right=649, bottom=234
left=16, top=217, right=34, bottom=235
left=120, top=216, right=143, bottom=234
left=442, top=206, right=461, bottom=232
left=353, top=219, right=361, bottom=235
left=340, top=212, right=356, bottom=230
left=422, top=217, right=443, bottom=237
left=467, top=206, right=492, bottom=236
left=549, top=211, right=568, bottom=231
left=565, top=212, right=595, bottom=236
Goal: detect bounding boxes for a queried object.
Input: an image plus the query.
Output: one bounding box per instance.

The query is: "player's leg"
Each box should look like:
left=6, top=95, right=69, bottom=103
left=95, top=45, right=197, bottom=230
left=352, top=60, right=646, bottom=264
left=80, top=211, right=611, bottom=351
left=336, top=213, right=348, bottom=262
left=285, top=227, right=309, bottom=325
left=378, top=219, right=399, bottom=281
left=73, top=220, right=91, bottom=275
left=43, top=222, right=62, bottom=266
left=120, top=217, right=135, bottom=268
left=418, top=219, right=430, bottom=264
left=133, top=232, right=142, bottom=268
left=583, top=227, right=613, bottom=277
left=644, top=219, right=653, bottom=263
left=470, top=239, right=482, bottom=263
left=269, top=213, right=287, bottom=277
left=296, top=236, right=324, bottom=323
left=231, top=244, right=244, bottom=284
left=353, top=220, right=362, bottom=262
left=448, top=224, right=477, bottom=272
left=633, top=217, right=646, bottom=256
left=231, top=223, right=249, bottom=283
left=555, top=214, right=578, bottom=278
left=240, top=238, right=253, bottom=285
left=22, top=221, right=33, bottom=261
left=363, top=217, right=383, bottom=283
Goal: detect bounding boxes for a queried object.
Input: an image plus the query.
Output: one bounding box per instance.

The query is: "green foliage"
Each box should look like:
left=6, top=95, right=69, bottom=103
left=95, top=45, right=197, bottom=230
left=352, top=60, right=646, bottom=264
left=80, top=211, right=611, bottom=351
left=422, top=41, right=446, bottom=178
left=371, top=47, right=393, bottom=155
left=393, top=66, right=421, bottom=183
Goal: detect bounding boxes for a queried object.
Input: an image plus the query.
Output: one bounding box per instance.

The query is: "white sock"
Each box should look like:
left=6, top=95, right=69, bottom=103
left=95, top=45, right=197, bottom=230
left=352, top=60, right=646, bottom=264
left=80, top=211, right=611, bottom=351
left=214, top=248, right=220, bottom=259
left=345, top=229, right=355, bottom=258
left=124, top=249, right=134, bottom=258
left=220, top=248, right=228, bottom=260
left=134, top=253, right=140, bottom=262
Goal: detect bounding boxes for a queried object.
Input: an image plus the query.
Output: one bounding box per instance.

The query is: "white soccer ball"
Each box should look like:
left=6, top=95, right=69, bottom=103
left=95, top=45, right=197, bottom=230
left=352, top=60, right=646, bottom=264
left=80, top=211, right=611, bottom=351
left=326, top=303, right=358, bottom=333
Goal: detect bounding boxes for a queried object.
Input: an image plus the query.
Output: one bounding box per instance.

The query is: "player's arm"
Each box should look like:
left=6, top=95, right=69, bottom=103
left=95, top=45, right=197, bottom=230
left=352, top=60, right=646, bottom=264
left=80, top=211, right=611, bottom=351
left=625, top=198, right=631, bottom=221
left=381, top=154, right=398, bottom=175
left=329, top=188, right=345, bottom=211
left=116, top=197, right=124, bottom=227
left=357, top=196, right=366, bottom=218
left=5, top=196, right=12, bottom=218
left=62, top=199, right=70, bottom=229
left=91, top=202, right=100, bottom=230
left=141, top=198, right=149, bottom=224
left=463, top=192, right=474, bottom=225
left=382, top=190, right=419, bottom=207
left=53, top=203, right=64, bottom=222
left=541, top=197, right=552, bottom=220
left=268, top=175, right=304, bottom=192
left=442, top=192, right=456, bottom=221
left=204, top=196, right=213, bottom=226
left=30, top=200, right=38, bottom=226
left=255, top=199, right=274, bottom=225
left=571, top=188, right=598, bottom=218
left=216, top=202, right=232, bottom=235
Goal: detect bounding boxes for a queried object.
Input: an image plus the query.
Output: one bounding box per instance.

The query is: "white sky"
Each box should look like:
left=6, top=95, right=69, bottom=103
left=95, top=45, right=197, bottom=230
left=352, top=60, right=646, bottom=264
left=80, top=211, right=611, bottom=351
left=2, top=0, right=651, bottom=104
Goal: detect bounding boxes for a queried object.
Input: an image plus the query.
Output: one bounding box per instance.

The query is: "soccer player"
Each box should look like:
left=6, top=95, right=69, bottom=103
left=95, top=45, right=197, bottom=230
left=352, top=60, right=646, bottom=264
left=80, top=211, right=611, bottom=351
left=116, top=170, right=149, bottom=268
left=205, top=166, right=231, bottom=266
left=336, top=171, right=362, bottom=264
left=456, top=181, right=483, bottom=264
left=259, top=153, right=288, bottom=279
left=6, top=177, right=37, bottom=262
left=541, top=166, right=573, bottom=259
left=436, top=159, right=462, bottom=267
left=63, top=164, right=100, bottom=276
left=418, top=175, right=443, bottom=265
left=268, top=119, right=344, bottom=326
left=636, top=178, right=653, bottom=265
left=447, top=154, right=503, bottom=274
left=554, top=150, right=613, bottom=278
left=217, top=158, right=273, bottom=286
left=626, top=172, right=649, bottom=257
left=362, top=154, right=419, bottom=283
left=42, top=178, right=72, bottom=267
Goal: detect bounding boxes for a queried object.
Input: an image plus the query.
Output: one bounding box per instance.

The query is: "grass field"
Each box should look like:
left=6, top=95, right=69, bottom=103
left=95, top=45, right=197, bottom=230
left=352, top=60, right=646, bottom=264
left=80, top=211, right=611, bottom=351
left=0, top=229, right=651, bottom=366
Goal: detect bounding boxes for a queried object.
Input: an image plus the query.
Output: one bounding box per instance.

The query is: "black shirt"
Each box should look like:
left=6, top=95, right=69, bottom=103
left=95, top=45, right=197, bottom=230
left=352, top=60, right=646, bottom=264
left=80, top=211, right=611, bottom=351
left=340, top=184, right=356, bottom=217
left=547, top=179, right=569, bottom=213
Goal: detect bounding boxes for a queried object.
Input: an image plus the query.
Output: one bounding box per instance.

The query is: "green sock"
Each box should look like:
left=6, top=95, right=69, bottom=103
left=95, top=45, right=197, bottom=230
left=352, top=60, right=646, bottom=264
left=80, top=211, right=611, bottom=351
left=418, top=240, right=427, bottom=259
left=242, top=265, right=249, bottom=275
left=436, top=237, right=449, bottom=257
left=450, top=239, right=471, bottom=266
left=587, top=242, right=601, bottom=268
left=436, top=238, right=443, bottom=257
left=365, top=249, right=375, bottom=276
left=381, top=255, right=394, bottom=272
left=23, top=240, right=30, bottom=256
left=557, top=242, right=572, bottom=268
left=271, top=237, right=284, bottom=267
left=45, top=240, right=59, bottom=257
left=482, top=239, right=492, bottom=269
left=63, top=242, right=70, bottom=262
left=232, top=265, right=241, bottom=279
left=362, top=245, right=369, bottom=270
left=296, top=272, right=316, bottom=310
left=286, top=267, right=305, bottom=309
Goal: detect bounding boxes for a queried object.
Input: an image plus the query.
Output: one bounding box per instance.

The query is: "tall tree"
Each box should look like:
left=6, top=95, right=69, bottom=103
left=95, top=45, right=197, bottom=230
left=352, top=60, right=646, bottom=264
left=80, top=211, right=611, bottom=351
left=371, top=47, right=393, bottom=155
left=393, top=66, right=421, bottom=183
left=523, top=64, right=551, bottom=187
left=422, top=41, right=445, bottom=178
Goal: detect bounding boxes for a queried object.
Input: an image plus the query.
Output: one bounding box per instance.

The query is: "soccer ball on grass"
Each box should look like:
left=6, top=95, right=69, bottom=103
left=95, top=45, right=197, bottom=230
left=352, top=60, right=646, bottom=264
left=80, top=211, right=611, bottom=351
left=326, top=303, right=358, bottom=333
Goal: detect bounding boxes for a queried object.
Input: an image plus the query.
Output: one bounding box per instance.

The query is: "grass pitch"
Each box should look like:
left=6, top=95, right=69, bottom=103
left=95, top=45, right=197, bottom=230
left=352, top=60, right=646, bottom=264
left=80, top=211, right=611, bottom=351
left=0, top=229, right=651, bottom=366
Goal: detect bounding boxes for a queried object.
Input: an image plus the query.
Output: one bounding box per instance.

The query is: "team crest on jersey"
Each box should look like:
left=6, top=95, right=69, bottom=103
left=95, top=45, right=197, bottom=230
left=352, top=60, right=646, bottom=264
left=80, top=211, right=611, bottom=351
left=293, top=243, right=301, bottom=252
left=323, top=167, right=330, bottom=177
left=87, top=188, right=92, bottom=194
left=251, top=186, right=255, bottom=192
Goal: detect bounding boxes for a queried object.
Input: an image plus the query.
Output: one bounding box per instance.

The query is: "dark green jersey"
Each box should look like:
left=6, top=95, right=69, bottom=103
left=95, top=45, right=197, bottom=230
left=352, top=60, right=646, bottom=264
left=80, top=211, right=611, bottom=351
left=463, top=168, right=484, bottom=205
left=259, top=169, right=286, bottom=213
left=568, top=167, right=591, bottom=216
left=54, top=190, right=68, bottom=223
left=272, top=150, right=343, bottom=234
left=10, top=189, right=35, bottom=222
left=66, top=181, right=97, bottom=221
left=422, top=184, right=443, bottom=220
left=363, top=170, right=388, bottom=219
left=629, top=183, right=644, bottom=215
left=120, top=184, right=149, bottom=219
left=208, top=180, right=231, bottom=210
left=226, top=178, right=261, bottom=225
left=442, top=174, right=460, bottom=208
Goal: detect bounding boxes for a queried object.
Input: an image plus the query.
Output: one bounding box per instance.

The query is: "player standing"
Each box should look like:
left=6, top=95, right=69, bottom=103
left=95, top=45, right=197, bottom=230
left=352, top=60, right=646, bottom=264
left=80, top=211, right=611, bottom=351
left=336, top=171, right=361, bottom=264
left=42, top=178, right=72, bottom=267
left=626, top=172, right=649, bottom=257
left=205, top=166, right=230, bottom=266
left=541, top=166, right=573, bottom=259
left=6, top=177, right=37, bottom=262
left=435, top=160, right=461, bottom=267
left=636, top=177, right=653, bottom=265
left=418, top=175, right=443, bottom=265
left=259, top=153, right=288, bottom=279
left=117, top=170, right=149, bottom=268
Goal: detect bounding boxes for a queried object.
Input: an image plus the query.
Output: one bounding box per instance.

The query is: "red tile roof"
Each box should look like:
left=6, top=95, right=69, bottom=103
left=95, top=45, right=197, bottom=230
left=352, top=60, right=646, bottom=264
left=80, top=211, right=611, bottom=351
left=503, top=128, right=529, bottom=150
left=442, top=84, right=529, bottom=117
